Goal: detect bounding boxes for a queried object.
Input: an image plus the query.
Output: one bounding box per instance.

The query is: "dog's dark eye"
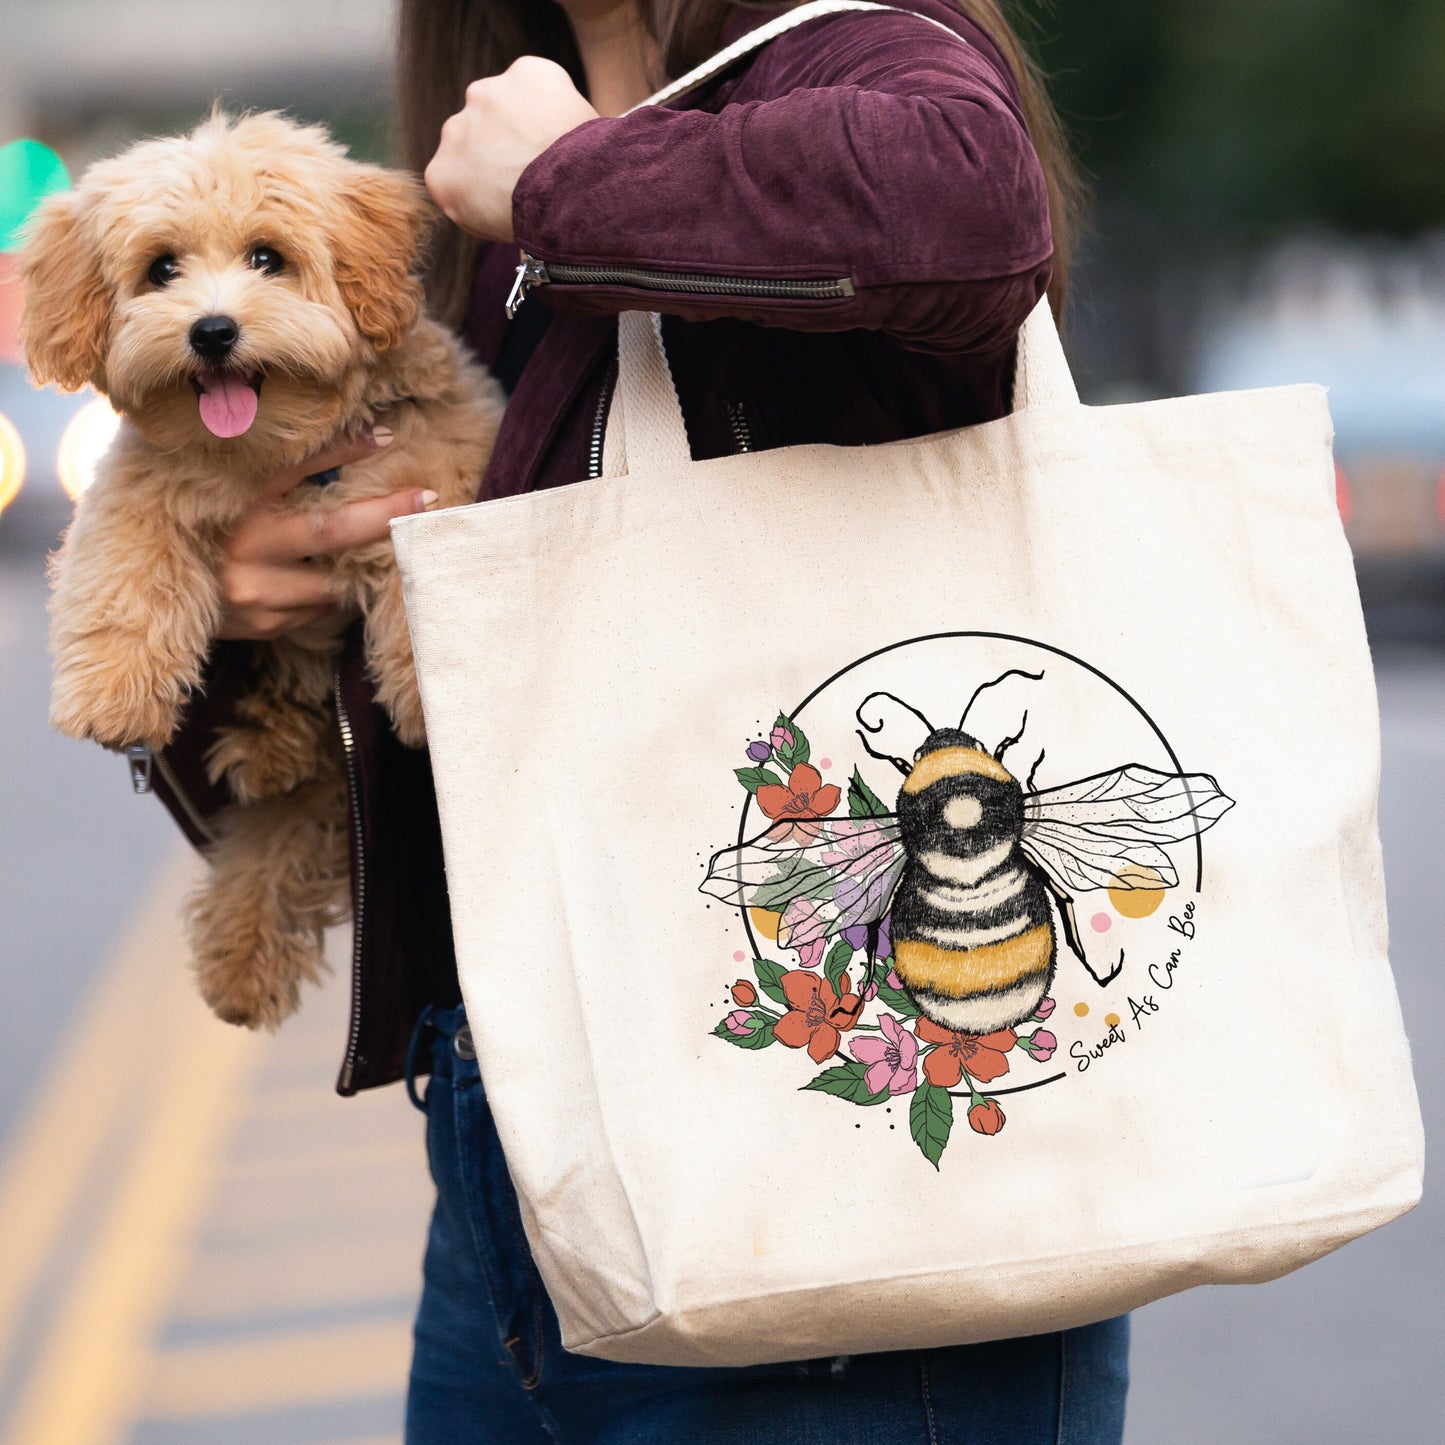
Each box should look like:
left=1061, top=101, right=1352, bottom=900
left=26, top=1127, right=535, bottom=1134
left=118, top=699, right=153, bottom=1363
left=147, top=254, right=179, bottom=288
left=248, top=246, right=284, bottom=276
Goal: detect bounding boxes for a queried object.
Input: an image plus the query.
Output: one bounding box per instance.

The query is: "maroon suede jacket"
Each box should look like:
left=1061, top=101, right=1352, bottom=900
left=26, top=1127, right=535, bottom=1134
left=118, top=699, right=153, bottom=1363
left=151, top=0, right=1052, bottom=1093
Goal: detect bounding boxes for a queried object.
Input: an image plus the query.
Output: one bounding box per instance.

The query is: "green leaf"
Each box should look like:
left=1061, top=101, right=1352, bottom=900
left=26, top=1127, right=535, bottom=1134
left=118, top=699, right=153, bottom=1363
left=714, top=1012, right=776, bottom=1050
left=910, top=1081, right=954, bottom=1169
left=752, top=956, right=789, bottom=1006
left=875, top=980, right=920, bottom=1019
left=823, top=938, right=852, bottom=995
left=772, top=712, right=811, bottom=770
left=847, top=767, right=891, bottom=819
left=750, top=855, right=831, bottom=910
left=734, top=765, right=783, bottom=794
left=802, top=1059, right=891, bottom=1105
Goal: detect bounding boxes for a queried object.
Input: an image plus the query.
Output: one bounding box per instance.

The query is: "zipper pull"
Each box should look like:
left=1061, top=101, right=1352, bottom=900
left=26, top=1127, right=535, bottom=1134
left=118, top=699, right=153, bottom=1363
left=505, top=254, right=548, bottom=319
left=126, top=743, right=154, bottom=794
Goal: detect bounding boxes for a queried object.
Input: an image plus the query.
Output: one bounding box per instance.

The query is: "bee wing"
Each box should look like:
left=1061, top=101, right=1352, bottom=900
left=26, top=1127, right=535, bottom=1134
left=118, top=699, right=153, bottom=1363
left=699, top=816, right=907, bottom=947
left=1020, top=765, right=1235, bottom=894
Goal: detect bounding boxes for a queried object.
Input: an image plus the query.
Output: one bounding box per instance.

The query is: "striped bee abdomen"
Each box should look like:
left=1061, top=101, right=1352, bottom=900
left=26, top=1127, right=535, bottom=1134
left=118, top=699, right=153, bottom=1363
left=891, top=733, right=1056, bottom=1034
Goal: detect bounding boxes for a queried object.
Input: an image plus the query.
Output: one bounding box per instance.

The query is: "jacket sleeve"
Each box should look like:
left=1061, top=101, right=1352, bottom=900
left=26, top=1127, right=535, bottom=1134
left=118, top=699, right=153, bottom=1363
left=510, top=6, right=1052, bottom=356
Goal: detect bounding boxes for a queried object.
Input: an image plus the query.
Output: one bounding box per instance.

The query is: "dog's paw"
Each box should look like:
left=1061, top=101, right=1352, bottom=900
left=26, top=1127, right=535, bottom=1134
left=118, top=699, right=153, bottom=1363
left=50, top=660, right=181, bottom=750
left=209, top=724, right=322, bottom=803
left=192, top=937, right=310, bottom=1031
left=388, top=690, right=427, bottom=749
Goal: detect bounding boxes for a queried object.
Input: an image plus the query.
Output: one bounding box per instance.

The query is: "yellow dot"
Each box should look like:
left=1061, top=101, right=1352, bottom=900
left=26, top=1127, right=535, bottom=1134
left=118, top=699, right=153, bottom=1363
left=749, top=907, right=781, bottom=942
left=1073, top=1001, right=1089, bottom=1017
left=1108, top=865, right=1167, bottom=919
left=1105, top=1012, right=1120, bottom=1028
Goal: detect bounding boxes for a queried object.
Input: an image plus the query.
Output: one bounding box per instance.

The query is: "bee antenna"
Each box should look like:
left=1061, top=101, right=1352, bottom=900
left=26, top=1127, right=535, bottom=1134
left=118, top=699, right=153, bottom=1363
left=855, top=729, right=912, bottom=777
left=856, top=690, right=934, bottom=736
left=1026, top=748, right=1046, bottom=791
left=958, top=668, right=1045, bottom=730
left=993, top=709, right=1030, bottom=763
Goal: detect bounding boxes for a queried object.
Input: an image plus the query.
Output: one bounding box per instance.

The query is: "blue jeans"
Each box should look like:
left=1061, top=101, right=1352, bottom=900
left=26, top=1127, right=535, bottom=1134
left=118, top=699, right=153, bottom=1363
left=405, top=1005, right=1128, bottom=1444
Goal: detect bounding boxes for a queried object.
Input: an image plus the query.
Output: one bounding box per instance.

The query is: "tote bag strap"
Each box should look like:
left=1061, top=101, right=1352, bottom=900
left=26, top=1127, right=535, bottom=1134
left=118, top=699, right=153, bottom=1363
left=603, top=0, right=1080, bottom=476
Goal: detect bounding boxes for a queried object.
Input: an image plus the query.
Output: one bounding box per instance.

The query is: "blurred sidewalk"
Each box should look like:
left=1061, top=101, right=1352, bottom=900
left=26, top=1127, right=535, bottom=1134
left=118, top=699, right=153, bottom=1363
left=0, top=852, right=431, bottom=1445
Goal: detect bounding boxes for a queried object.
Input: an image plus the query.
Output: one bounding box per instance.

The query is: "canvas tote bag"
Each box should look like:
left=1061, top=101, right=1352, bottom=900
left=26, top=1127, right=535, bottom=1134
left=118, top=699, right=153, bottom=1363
left=390, top=0, right=1423, bottom=1367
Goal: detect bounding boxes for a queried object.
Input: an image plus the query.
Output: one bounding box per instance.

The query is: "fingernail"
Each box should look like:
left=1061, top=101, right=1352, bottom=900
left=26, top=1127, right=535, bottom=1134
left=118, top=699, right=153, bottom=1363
left=417, top=489, right=439, bottom=511
left=373, top=426, right=395, bottom=446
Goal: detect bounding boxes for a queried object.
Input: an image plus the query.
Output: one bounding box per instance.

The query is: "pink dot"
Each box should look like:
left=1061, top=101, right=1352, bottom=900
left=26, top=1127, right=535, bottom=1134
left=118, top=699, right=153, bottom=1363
left=733, top=950, right=746, bottom=962
left=819, top=757, right=832, bottom=770
left=1090, top=913, right=1112, bottom=933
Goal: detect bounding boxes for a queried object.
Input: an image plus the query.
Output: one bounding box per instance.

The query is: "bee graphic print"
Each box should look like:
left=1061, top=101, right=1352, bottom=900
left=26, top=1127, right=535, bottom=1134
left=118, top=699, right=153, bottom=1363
left=702, top=668, right=1235, bottom=1037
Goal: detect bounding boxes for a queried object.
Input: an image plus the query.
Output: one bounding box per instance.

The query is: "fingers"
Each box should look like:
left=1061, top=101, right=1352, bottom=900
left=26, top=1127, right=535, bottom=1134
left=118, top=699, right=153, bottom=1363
left=275, top=487, right=438, bottom=561
left=258, top=425, right=392, bottom=500
left=219, top=558, right=338, bottom=616
left=215, top=603, right=337, bottom=643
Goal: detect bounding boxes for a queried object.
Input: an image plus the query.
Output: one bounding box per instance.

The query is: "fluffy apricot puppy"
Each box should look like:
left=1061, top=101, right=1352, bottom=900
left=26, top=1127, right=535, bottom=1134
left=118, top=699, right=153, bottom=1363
left=21, top=111, right=503, bottom=1028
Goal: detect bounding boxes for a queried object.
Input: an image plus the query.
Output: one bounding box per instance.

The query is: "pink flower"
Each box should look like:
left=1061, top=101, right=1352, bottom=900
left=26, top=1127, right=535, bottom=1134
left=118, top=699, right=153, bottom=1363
left=780, top=897, right=826, bottom=965
left=1024, top=1028, right=1057, bottom=1062
left=885, top=968, right=903, bottom=990
left=849, top=1014, right=919, bottom=1096
left=1033, top=996, right=1056, bottom=1021
left=771, top=724, right=795, bottom=752
left=725, top=1009, right=756, bottom=1036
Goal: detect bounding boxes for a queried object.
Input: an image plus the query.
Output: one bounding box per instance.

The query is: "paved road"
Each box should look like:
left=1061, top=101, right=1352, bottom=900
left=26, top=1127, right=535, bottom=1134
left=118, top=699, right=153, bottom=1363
left=1, top=482, right=1439, bottom=1443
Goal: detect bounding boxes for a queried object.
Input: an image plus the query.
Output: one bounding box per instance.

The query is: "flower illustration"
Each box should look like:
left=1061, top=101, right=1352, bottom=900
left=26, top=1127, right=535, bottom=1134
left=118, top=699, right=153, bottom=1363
left=770, top=723, right=795, bottom=752
left=756, top=763, right=841, bottom=827
left=849, top=1013, right=919, bottom=1095
left=724, top=1009, right=757, bottom=1036
left=775, top=969, right=862, bottom=1063
left=1021, top=1028, right=1057, bottom=1062
left=731, top=979, right=757, bottom=1006
left=967, top=1098, right=1006, bottom=1135
left=778, top=897, right=826, bottom=967
left=1032, top=996, right=1056, bottom=1021
left=746, top=740, right=772, bottom=763
left=914, top=1018, right=1017, bottom=1087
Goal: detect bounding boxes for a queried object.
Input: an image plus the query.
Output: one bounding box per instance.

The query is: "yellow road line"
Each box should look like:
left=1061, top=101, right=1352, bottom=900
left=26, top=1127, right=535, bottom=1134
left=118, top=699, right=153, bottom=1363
left=0, top=881, right=264, bottom=1445
left=0, top=849, right=197, bottom=1394
left=143, top=1315, right=414, bottom=1420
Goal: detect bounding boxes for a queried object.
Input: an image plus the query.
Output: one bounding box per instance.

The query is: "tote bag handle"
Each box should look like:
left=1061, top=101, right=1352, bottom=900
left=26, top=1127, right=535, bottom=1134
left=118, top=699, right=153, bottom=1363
left=601, top=0, right=1081, bottom=477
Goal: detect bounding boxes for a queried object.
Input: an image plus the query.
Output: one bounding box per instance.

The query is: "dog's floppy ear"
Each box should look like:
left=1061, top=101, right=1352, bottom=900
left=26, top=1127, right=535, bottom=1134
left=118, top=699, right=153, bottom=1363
left=18, top=191, right=111, bottom=392
left=333, top=166, right=433, bottom=354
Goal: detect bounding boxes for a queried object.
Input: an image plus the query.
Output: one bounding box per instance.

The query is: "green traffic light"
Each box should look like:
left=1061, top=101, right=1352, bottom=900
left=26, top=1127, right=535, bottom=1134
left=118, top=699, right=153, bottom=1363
left=0, top=138, right=71, bottom=253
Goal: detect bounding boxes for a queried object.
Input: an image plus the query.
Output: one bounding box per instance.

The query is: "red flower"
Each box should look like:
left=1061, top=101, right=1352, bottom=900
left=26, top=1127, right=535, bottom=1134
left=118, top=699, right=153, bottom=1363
left=914, top=1018, right=1017, bottom=1088
left=968, top=1099, right=1006, bottom=1135
left=731, top=979, right=758, bottom=1006
left=757, top=763, right=841, bottom=824
left=774, top=969, right=862, bottom=1063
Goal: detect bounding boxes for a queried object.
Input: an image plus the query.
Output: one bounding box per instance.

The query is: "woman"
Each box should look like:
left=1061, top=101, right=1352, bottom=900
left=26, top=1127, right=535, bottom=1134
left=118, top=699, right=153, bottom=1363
left=154, top=0, right=1129, bottom=1439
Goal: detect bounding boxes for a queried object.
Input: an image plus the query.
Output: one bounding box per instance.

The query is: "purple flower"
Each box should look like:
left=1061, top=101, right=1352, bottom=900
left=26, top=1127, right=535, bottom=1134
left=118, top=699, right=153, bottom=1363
left=877, top=913, right=893, bottom=961
left=849, top=1014, right=919, bottom=1096
left=770, top=724, right=795, bottom=751
left=841, top=923, right=869, bottom=952
left=747, top=740, right=771, bottom=763
left=839, top=914, right=892, bottom=963
left=725, top=1009, right=756, bottom=1036
left=1033, top=996, right=1056, bottom=1021
left=1024, top=1028, right=1057, bottom=1062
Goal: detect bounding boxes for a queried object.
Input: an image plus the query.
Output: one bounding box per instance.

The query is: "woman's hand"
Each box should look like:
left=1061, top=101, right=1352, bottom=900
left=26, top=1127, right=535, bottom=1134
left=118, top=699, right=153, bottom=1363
left=216, top=429, right=434, bottom=641
left=425, top=57, right=600, bottom=243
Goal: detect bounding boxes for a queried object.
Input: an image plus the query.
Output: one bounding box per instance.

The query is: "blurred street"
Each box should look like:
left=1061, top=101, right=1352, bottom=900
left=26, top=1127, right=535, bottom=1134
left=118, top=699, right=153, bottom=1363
left=1, top=477, right=1441, bottom=1444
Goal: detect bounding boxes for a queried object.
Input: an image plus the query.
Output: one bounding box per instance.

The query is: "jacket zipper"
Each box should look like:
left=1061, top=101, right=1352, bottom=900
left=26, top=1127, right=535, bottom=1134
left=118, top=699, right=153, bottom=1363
left=587, top=359, right=617, bottom=480
left=507, top=252, right=854, bottom=319
left=334, top=664, right=366, bottom=1093
left=726, top=399, right=754, bottom=453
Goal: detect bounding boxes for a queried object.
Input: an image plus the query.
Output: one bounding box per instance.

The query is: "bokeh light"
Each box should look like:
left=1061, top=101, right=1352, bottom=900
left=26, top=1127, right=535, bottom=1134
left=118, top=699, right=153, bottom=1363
left=56, top=395, right=121, bottom=501
left=0, top=138, right=70, bottom=253
left=0, top=410, right=25, bottom=514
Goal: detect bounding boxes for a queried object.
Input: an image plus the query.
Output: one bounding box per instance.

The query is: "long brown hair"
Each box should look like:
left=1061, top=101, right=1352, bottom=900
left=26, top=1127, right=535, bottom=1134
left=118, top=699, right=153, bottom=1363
left=397, top=1, right=1083, bottom=330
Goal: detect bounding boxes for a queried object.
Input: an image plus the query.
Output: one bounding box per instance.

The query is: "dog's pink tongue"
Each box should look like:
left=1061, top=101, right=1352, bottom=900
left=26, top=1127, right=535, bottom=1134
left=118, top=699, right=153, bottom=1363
left=196, top=371, right=258, bottom=438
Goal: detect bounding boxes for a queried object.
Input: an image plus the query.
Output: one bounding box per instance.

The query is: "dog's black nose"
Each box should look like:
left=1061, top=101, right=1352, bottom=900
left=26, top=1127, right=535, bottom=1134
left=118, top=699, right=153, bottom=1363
left=189, top=315, right=239, bottom=361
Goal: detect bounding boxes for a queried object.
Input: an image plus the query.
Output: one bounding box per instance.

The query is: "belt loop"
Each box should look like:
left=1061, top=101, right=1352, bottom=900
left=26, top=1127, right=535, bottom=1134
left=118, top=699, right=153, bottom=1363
left=405, top=1004, right=438, bottom=1113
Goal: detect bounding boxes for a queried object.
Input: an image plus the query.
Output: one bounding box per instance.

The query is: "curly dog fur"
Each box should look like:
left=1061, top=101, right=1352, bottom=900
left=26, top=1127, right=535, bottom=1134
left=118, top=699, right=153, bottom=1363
left=21, top=111, right=503, bottom=1029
